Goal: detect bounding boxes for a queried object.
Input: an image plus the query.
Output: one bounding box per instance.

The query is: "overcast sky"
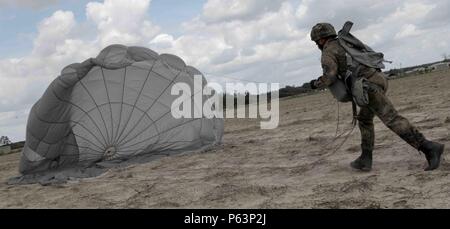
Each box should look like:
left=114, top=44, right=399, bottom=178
left=1, top=0, right=450, bottom=141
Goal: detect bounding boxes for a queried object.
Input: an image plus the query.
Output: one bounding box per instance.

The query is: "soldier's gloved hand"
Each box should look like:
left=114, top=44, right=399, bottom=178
left=310, top=79, right=318, bottom=89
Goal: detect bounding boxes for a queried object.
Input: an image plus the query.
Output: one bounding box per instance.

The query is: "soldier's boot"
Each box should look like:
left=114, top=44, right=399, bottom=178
left=419, top=140, right=444, bottom=171
left=350, top=149, right=372, bottom=172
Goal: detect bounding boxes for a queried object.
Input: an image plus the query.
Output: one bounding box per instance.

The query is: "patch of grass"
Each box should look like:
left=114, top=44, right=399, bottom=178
left=0, top=148, right=21, bottom=156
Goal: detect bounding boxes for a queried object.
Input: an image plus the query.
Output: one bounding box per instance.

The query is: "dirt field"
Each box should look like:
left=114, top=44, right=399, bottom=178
left=1, top=71, right=450, bottom=209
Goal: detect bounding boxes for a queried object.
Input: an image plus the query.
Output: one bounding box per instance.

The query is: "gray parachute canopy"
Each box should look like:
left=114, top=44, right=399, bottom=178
left=12, top=44, right=223, bottom=184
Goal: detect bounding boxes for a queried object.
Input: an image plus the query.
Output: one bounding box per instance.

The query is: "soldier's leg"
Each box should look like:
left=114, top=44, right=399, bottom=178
left=366, top=84, right=444, bottom=171
left=351, top=106, right=375, bottom=171
left=358, top=107, right=375, bottom=153
left=366, top=86, right=425, bottom=149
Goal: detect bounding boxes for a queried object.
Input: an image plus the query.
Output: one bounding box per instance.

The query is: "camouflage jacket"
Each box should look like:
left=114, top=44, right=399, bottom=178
left=316, top=38, right=387, bottom=91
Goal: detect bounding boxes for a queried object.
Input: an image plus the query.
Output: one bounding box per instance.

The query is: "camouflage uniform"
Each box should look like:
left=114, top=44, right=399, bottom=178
left=316, top=38, right=426, bottom=152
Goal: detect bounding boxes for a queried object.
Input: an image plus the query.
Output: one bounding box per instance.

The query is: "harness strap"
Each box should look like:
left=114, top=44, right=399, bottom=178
left=351, top=100, right=358, bottom=126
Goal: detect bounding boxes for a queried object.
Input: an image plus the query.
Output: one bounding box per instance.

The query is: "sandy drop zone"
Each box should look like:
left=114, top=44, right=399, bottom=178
left=1, top=71, right=450, bottom=208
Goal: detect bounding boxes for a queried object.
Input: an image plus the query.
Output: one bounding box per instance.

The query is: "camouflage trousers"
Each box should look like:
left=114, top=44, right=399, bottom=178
left=357, top=82, right=426, bottom=152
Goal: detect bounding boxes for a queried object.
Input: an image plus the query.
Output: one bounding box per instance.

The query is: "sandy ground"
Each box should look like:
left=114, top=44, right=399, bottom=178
left=1, top=71, right=450, bottom=209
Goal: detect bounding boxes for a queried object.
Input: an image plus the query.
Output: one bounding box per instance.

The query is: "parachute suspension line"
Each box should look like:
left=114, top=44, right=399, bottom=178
left=101, top=67, right=116, bottom=145
left=308, top=101, right=358, bottom=169
left=78, top=79, right=111, bottom=146
left=118, top=80, right=208, bottom=148
left=113, top=63, right=156, bottom=146
left=308, top=118, right=357, bottom=169
left=329, top=121, right=356, bottom=156
left=200, top=54, right=306, bottom=83
left=327, top=101, right=358, bottom=155
left=320, top=101, right=356, bottom=150
left=113, top=66, right=127, bottom=144
left=334, top=100, right=340, bottom=138
left=202, top=72, right=275, bottom=84
left=116, top=69, right=207, bottom=148
left=50, top=87, right=108, bottom=149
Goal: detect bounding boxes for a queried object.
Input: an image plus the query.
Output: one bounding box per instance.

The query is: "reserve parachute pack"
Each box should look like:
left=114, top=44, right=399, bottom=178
left=329, top=21, right=390, bottom=104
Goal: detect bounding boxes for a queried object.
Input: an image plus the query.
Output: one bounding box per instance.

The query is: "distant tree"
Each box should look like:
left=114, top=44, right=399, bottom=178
left=0, top=136, right=11, bottom=146
left=442, top=53, right=449, bottom=61
left=301, top=82, right=311, bottom=89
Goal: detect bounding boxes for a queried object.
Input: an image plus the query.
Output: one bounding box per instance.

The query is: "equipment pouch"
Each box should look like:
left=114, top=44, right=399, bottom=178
left=352, top=77, right=369, bottom=106
left=328, top=75, right=352, bottom=103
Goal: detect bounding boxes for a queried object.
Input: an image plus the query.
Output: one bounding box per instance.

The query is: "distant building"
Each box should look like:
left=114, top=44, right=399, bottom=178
left=0, top=136, right=11, bottom=146
left=430, top=62, right=450, bottom=72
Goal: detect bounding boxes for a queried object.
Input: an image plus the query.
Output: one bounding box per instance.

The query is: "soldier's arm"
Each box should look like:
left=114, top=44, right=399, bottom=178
left=315, top=53, right=339, bottom=88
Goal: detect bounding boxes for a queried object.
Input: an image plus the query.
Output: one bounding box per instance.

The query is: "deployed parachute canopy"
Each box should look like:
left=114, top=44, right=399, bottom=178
left=11, top=44, right=223, bottom=184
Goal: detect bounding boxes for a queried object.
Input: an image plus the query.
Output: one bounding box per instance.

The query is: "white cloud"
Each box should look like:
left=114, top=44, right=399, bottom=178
left=86, top=0, right=159, bottom=47
left=0, top=10, right=82, bottom=108
left=32, top=10, right=76, bottom=56
left=149, top=33, right=175, bottom=49
left=394, top=24, right=421, bottom=40
left=0, top=0, right=58, bottom=9
left=151, top=1, right=313, bottom=83
left=201, top=0, right=285, bottom=23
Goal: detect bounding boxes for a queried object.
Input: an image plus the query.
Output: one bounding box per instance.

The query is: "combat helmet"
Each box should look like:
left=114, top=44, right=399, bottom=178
left=310, top=23, right=337, bottom=41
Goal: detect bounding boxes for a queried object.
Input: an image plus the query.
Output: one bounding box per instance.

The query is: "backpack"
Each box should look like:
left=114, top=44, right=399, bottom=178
left=338, top=21, right=390, bottom=70
left=329, top=21, right=391, bottom=104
